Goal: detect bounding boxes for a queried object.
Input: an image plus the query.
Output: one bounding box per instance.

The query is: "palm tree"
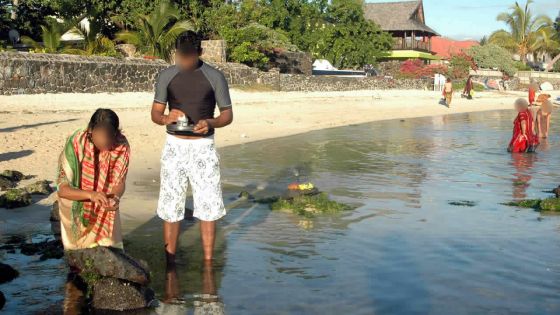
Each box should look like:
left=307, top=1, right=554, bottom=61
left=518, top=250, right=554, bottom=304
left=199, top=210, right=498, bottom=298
left=69, top=20, right=118, bottom=56
left=21, top=18, right=77, bottom=53
left=116, top=1, right=193, bottom=62
left=488, top=0, right=552, bottom=63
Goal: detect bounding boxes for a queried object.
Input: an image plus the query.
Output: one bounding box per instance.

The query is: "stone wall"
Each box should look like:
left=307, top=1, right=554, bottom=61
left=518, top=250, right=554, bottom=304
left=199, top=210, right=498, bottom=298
left=0, top=52, right=167, bottom=95
left=278, top=74, right=431, bottom=92
left=265, top=51, right=312, bottom=75
left=201, top=40, right=226, bottom=64
left=0, top=52, right=433, bottom=95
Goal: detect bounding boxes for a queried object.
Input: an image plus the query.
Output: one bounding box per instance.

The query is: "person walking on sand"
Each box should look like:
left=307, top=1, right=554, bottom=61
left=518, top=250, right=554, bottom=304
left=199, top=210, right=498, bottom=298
left=462, top=76, right=474, bottom=100
left=443, top=78, right=453, bottom=107
left=56, top=109, right=130, bottom=250
left=151, top=31, right=233, bottom=264
left=508, top=98, right=539, bottom=153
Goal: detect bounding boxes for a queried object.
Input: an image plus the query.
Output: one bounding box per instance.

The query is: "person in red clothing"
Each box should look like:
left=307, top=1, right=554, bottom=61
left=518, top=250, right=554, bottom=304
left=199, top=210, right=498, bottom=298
left=528, top=80, right=538, bottom=105
left=508, top=98, right=539, bottom=153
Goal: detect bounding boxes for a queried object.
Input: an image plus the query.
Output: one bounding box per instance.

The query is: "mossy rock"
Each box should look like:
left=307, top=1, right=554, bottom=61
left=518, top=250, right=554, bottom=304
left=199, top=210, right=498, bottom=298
left=0, top=170, right=24, bottom=182
left=270, top=192, right=352, bottom=218
left=24, top=180, right=53, bottom=195
left=0, top=177, right=16, bottom=191
left=0, top=188, right=32, bottom=209
left=539, top=198, right=560, bottom=212
left=503, top=199, right=542, bottom=209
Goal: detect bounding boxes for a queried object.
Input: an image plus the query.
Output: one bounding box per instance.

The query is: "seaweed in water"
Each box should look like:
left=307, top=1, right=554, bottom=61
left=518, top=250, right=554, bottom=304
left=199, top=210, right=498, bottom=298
left=448, top=200, right=477, bottom=207
left=502, top=198, right=560, bottom=212
left=270, top=193, right=352, bottom=218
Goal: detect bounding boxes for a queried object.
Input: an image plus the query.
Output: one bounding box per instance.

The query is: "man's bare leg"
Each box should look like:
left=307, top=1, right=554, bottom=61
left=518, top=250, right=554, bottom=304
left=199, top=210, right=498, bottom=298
left=164, top=221, right=181, bottom=265
left=200, top=220, right=215, bottom=261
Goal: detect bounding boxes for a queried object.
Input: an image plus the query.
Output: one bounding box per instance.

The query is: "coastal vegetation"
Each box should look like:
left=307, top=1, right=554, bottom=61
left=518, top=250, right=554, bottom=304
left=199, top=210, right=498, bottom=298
left=0, top=0, right=393, bottom=68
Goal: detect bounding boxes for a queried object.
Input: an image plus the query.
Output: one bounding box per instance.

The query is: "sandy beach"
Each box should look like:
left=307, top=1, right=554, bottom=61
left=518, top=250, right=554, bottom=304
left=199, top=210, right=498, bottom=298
left=0, top=88, right=542, bottom=224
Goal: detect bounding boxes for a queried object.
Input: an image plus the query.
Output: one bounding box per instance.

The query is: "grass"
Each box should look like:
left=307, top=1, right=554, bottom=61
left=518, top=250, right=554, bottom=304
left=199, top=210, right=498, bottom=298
left=270, top=192, right=352, bottom=218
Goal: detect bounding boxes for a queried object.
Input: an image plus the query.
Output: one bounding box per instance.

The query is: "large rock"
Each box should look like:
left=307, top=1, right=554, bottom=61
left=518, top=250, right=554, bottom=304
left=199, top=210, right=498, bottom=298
left=65, top=247, right=150, bottom=285
left=553, top=186, right=560, bottom=198
left=0, top=263, right=19, bottom=284
left=91, top=278, right=154, bottom=311
left=24, top=180, right=53, bottom=195
left=50, top=201, right=60, bottom=221
left=20, top=239, right=64, bottom=260
left=540, top=198, right=560, bottom=212
left=0, top=188, right=32, bottom=208
left=0, top=290, right=5, bottom=310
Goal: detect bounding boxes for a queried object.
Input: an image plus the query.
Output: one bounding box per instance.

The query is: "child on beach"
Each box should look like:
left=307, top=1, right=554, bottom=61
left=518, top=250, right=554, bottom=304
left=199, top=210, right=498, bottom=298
left=443, top=78, right=453, bottom=107
left=56, top=109, right=130, bottom=250
left=508, top=98, right=539, bottom=153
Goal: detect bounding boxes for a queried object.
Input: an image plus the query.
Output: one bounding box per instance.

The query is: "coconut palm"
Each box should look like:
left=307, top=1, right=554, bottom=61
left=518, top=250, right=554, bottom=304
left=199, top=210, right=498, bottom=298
left=488, top=0, right=552, bottom=63
left=116, top=1, right=193, bottom=62
left=21, top=18, right=76, bottom=53
left=69, top=20, right=119, bottom=57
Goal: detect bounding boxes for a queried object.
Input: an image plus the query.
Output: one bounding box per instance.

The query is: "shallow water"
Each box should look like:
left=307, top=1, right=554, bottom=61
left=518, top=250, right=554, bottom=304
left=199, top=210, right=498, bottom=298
left=2, top=109, right=560, bottom=314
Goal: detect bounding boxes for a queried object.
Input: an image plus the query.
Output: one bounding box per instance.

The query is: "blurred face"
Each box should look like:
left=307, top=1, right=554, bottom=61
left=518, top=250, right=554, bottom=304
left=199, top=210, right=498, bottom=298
left=175, top=50, right=201, bottom=70
left=514, top=102, right=526, bottom=113
left=90, top=127, right=116, bottom=151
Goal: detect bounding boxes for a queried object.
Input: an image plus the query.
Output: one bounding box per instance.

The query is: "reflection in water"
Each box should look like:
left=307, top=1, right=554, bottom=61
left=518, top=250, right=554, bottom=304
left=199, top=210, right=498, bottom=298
left=158, top=261, right=224, bottom=315
left=510, top=153, right=537, bottom=199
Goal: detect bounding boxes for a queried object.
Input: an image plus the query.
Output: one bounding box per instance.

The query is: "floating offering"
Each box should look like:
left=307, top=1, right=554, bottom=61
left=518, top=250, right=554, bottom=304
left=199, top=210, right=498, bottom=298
left=270, top=192, right=352, bottom=218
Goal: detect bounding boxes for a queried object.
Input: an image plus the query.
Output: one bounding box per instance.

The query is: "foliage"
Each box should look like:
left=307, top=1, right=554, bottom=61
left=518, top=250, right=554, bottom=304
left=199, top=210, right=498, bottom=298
left=468, top=44, right=517, bottom=76
left=68, top=20, right=119, bottom=57
left=489, top=0, right=554, bottom=62
left=270, top=192, right=352, bottom=218
left=398, top=59, right=448, bottom=79
left=513, top=60, right=531, bottom=70
left=448, top=53, right=476, bottom=79
left=116, top=1, right=193, bottom=61
left=20, top=17, right=78, bottom=53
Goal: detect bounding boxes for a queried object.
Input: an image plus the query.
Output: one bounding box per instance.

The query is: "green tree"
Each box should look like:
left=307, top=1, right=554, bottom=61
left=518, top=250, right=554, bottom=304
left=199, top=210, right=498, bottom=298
left=116, top=1, right=193, bottom=61
left=68, top=20, right=119, bottom=56
left=468, top=44, right=517, bottom=75
left=313, top=0, right=392, bottom=68
left=488, top=0, right=552, bottom=62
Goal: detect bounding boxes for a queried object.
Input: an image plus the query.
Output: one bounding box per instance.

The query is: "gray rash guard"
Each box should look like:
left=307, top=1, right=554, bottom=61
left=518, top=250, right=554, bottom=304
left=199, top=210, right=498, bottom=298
left=154, top=61, right=232, bottom=136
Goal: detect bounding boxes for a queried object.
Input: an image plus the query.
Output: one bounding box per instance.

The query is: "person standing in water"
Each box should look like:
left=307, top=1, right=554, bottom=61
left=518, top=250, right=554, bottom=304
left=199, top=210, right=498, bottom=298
left=508, top=98, right=539, bottom=153
left=443, top=78, right=453, bottom=107
left=537, top=94, right=553, bottom=138
left=151, top=31, right=233, bottom=264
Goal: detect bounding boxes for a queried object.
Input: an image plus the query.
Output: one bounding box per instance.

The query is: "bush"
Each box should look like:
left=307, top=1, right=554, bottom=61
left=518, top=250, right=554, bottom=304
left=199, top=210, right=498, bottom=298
left=467, top=44, right=517, bottom=76
left=513, top=61, right=531, bottom=71
left=448, top=53, right=476, bottom=79
left=398, top=59, right=448, bottom=79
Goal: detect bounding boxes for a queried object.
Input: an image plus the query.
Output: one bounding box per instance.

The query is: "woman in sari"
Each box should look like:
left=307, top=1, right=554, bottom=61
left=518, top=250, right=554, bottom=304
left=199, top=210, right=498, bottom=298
left=508, top=98, right=539, bottom=153
left=462, top=76, right=474, bottom=100
left=56, top=108, right=130, bottom=250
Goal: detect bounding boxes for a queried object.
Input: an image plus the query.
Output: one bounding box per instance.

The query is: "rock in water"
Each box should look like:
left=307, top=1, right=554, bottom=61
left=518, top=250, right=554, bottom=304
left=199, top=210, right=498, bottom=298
left=553, top=186, right=560, bottom=198
left=0, top=263, right=19, bottom=284
left=92, top=278, right=154, bottom=311
left=0, top=188, right=32, bottom=208
left=24, top=180, right=53, bottom=195
left=65, top=247, right=150, bottom=285
left=50, top=201, right=60, bottom=222
left=0, top=291, right=5, bottom=310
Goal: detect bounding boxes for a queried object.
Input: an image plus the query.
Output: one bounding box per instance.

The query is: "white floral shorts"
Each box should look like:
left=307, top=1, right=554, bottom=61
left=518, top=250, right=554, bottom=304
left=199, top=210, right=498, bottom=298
left=157, top=135, right=226, bottom=222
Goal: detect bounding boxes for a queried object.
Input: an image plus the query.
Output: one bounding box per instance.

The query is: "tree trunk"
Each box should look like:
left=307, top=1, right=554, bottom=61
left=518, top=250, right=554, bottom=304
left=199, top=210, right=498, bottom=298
left=11, top=0, right=18, bottom=20
left=546, top=53, right=560, bottom=72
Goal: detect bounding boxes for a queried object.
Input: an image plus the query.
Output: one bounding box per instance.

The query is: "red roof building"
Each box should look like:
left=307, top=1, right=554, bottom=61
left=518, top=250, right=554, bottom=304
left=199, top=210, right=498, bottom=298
left=431, top=37, right=479, bottom=59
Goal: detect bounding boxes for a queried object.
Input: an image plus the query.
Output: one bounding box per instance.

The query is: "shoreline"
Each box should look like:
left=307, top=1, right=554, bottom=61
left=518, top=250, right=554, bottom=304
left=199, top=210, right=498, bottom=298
left=0, top=88, right=553, bottom=229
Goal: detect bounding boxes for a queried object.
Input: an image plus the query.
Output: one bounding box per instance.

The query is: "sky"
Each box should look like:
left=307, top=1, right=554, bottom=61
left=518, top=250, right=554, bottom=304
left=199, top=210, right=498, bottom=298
left=365, top=0, right=560, bottom=40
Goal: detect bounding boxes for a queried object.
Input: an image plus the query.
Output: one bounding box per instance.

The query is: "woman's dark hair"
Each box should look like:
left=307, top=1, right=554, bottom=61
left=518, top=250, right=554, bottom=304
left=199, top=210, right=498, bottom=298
left=175, top=30, right=202, bottom=55
left=88, top=108, right=121, bottom=138
left=446, top=78, right=451, bottom=82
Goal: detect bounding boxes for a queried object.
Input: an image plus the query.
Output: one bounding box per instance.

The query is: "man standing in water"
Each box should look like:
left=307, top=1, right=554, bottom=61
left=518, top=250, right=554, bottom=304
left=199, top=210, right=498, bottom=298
left=151, top=31, right=233, bottom=264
